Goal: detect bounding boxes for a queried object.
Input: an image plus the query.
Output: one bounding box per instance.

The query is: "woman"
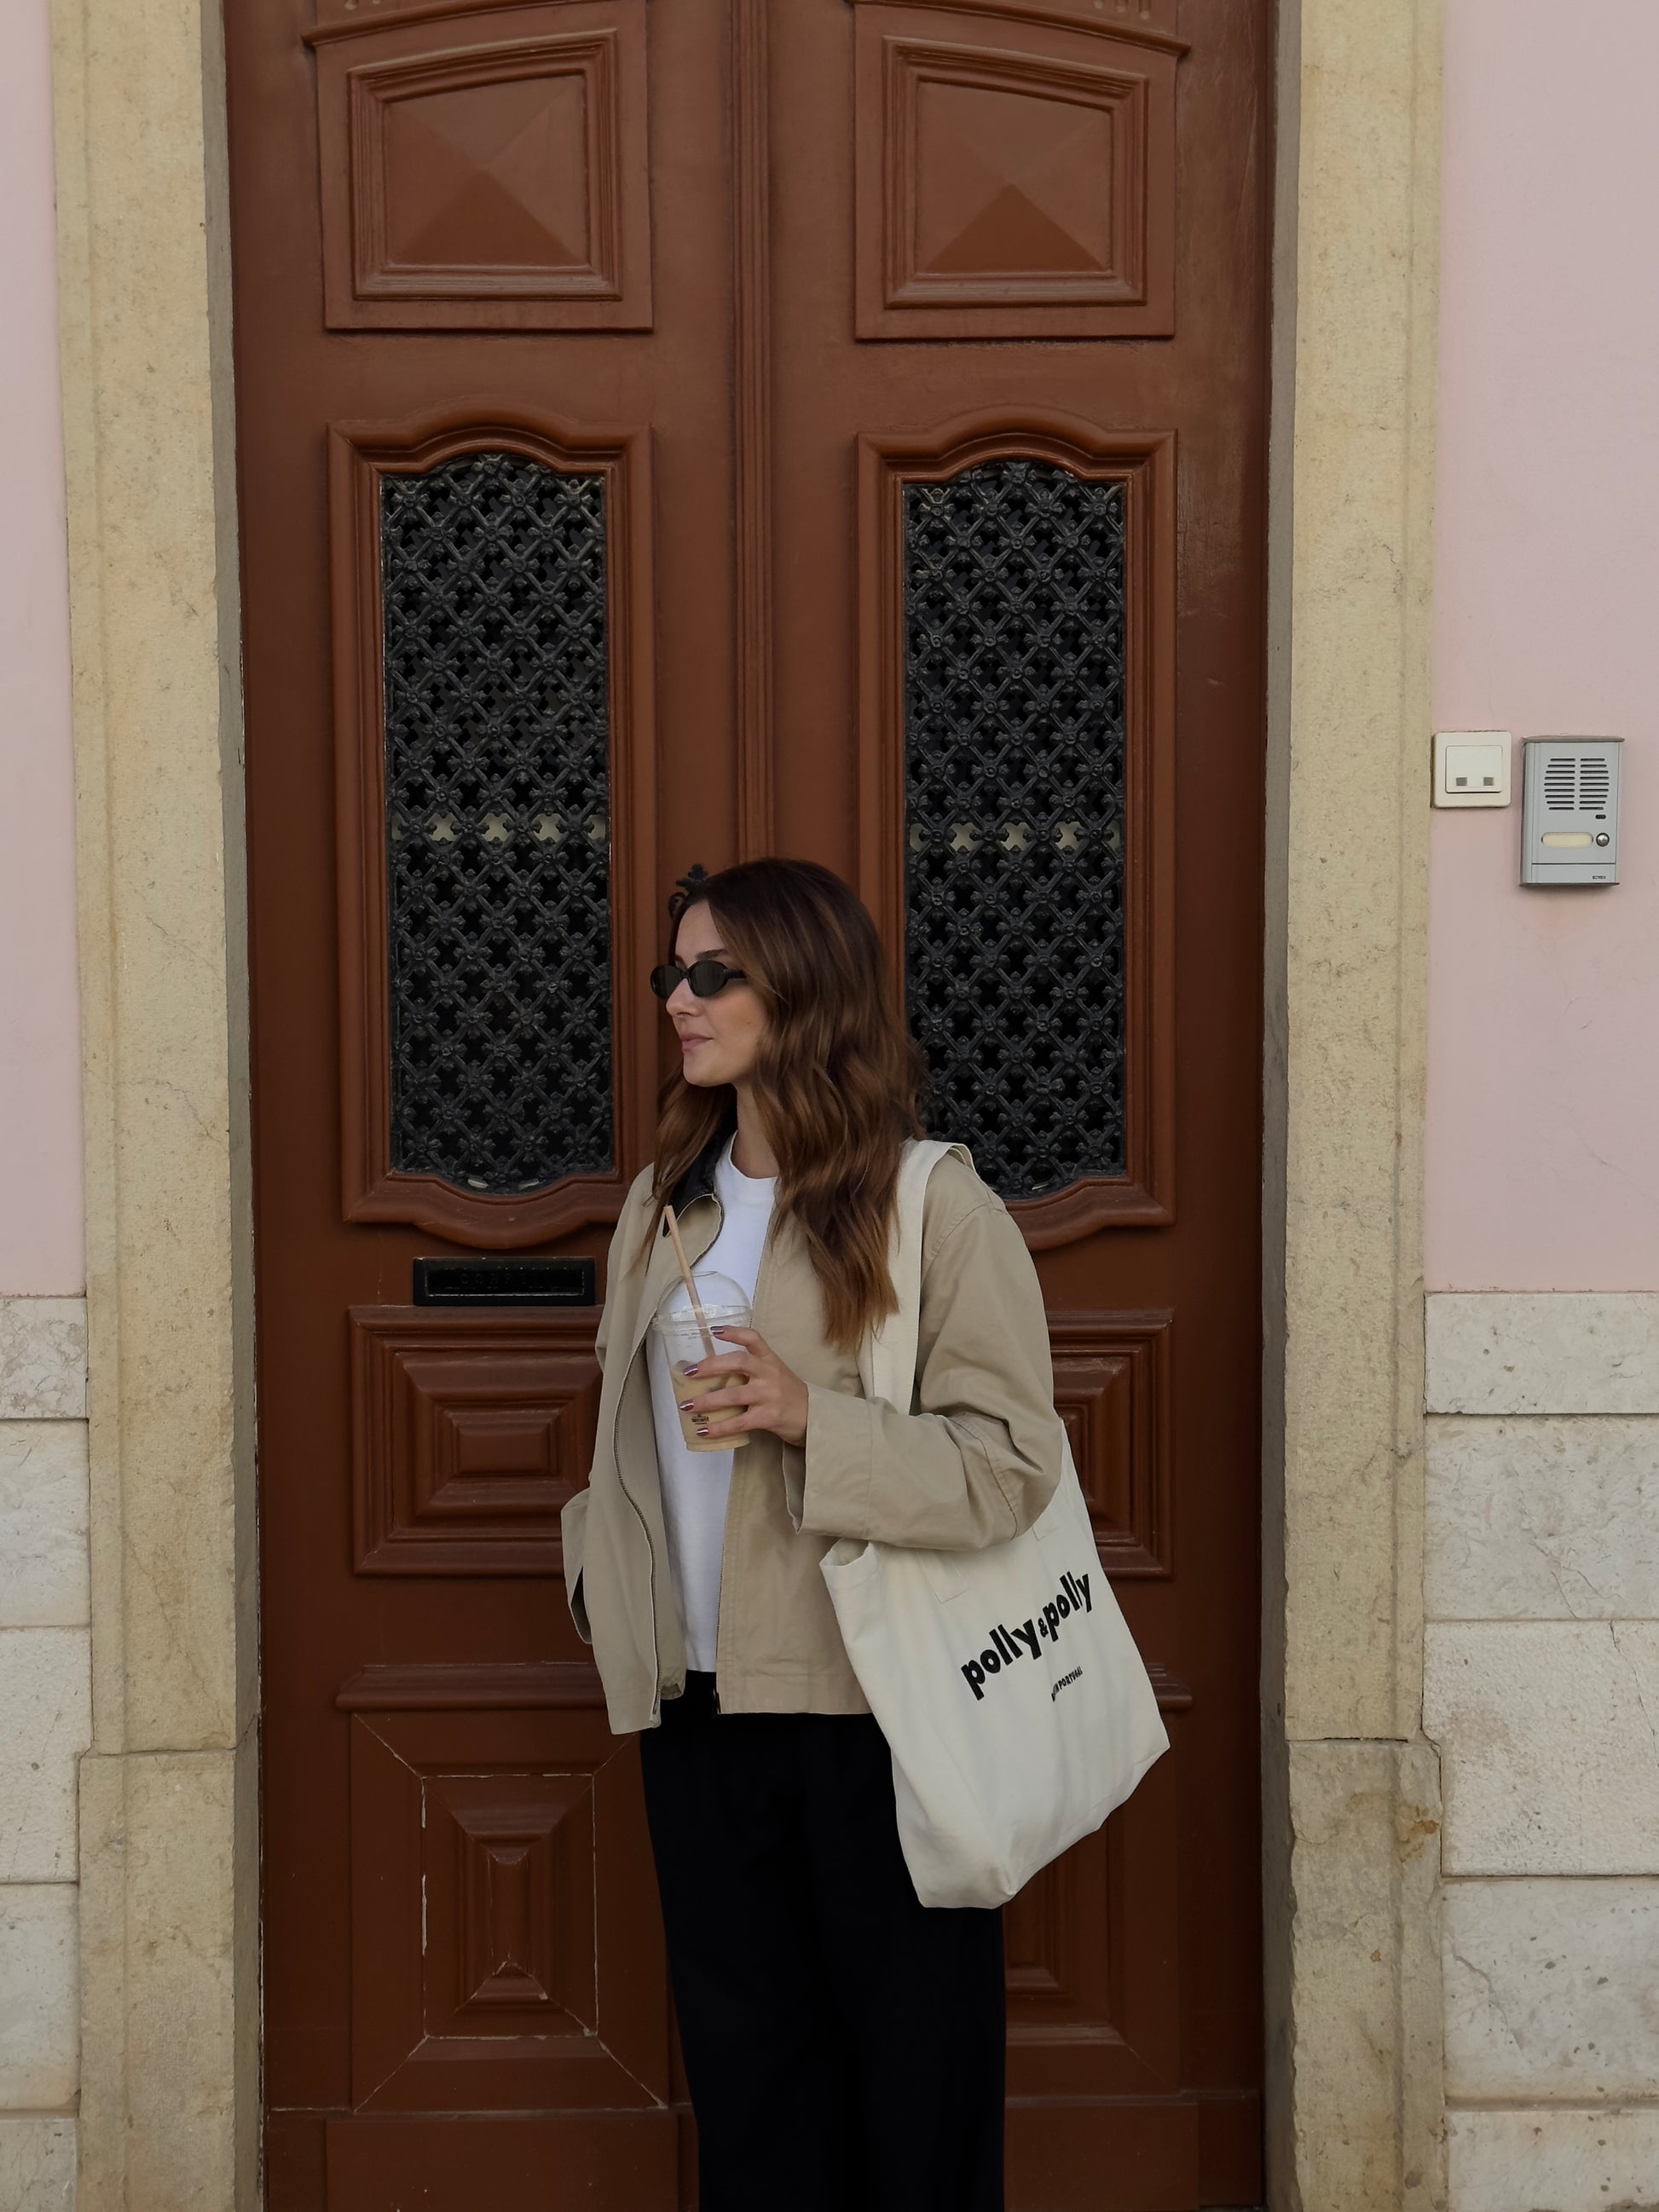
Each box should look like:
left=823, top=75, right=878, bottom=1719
left=561, top=858, right=1062, bottom=2212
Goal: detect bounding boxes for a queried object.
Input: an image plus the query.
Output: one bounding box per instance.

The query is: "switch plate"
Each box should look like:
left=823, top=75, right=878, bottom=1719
left=1520, top=736, right=1621, bottom=885
left=1433, top=730, right=1511, bottom=808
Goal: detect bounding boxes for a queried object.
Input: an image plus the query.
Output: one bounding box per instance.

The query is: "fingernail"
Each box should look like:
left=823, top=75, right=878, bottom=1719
left=685, top=1363, right=700, bottom=1377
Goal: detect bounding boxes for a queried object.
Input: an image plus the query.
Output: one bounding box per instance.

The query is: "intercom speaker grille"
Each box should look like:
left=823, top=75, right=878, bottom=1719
left=1544, top=754, right=1610, bottom=812
left=1544, top=756, right=1577, bottom=811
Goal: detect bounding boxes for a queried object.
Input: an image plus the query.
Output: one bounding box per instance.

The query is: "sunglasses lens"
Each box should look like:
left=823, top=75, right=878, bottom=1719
left=652, top=960, right=744, bottom=999
left=691, top=962, right=747, bottom=997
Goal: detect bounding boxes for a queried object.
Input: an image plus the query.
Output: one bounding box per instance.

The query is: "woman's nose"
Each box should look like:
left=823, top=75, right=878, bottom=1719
left=666, top=977, right=698, bottom=1016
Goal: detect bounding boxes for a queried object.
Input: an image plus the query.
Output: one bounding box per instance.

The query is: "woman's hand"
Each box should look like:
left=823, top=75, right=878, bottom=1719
left=680, top=1326, right=809, bottom=1450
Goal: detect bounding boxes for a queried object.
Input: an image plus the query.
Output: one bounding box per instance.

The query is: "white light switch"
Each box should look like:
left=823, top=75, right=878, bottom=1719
left=1433, top=730, right=1511, bottom=808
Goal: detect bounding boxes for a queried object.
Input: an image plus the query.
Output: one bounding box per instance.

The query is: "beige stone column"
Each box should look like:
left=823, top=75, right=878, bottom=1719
left=50, top=0, right=255, bottom=2201
left=1265, top=1, right=1445, bottom=2206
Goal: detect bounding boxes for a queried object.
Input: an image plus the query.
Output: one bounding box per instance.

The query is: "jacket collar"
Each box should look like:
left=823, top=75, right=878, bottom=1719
left=620, top=1129, right=731, bottom=1378
left=667, top=1127, right=730, bottom=1217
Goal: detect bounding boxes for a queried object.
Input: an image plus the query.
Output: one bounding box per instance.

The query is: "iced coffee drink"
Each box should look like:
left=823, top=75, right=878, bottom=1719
left=652, top=1273, right=753, bottom=1454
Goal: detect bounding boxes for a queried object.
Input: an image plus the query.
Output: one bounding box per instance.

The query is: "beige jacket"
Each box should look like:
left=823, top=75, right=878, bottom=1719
left=561, top=1139, right=1063, bottom=1735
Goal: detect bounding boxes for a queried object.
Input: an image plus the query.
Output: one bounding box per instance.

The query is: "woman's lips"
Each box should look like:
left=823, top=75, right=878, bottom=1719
left=678, top=1032, right=710, bottom=1053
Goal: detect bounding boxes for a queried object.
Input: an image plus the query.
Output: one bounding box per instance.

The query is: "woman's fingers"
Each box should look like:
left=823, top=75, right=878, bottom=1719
left=685, top=1381, right=751, bottom=1412
left=688, top=1392, right=764, bottom=1434
left=685, top=1337, right=766, bottom=1375
left=677, top=1325, right=808, bottom=1450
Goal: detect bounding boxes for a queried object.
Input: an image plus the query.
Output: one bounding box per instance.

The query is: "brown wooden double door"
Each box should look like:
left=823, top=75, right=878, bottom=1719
left=231, top=0, right=1269, bottom=2203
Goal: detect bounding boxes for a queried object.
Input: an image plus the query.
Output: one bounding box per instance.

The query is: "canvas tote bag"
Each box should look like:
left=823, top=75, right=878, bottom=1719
left=819, top=1141, right=1170, bottom=1909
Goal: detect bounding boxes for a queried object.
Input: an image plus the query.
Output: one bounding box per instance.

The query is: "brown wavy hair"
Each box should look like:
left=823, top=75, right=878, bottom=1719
left=643, top=858, right=927, bottom=1351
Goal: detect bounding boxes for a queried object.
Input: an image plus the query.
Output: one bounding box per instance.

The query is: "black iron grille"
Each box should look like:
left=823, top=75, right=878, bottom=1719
left=381, top=451, right=614, bottom=1193
left=902, top=459, right=1127, bottom=1198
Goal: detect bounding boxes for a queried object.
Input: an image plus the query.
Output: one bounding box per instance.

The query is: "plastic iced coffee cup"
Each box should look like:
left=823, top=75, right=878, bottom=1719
left=652, top=1272, right=752, bottom=1454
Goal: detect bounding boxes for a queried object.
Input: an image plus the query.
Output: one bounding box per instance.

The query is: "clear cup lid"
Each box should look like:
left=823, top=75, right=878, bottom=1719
left=654, top=1270, right=750, bottom=1325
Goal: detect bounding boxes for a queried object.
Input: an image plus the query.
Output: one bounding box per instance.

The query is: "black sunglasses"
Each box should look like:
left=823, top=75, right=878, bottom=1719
left=650, top=958, right=749, bottom=1001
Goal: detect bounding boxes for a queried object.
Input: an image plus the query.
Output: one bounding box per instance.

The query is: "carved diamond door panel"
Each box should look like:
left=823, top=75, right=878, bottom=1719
left=853, top=2, right=1177, bottom=338
left=315, top=2, right=653, bottom=329
left=234, top=0, right=1268, bottom=2203
left=350, top=1311, right=599, bottom=1575
left=340, top=1672, right=667, bottom=2112
left=327, top=1668, right=674, bottom=2206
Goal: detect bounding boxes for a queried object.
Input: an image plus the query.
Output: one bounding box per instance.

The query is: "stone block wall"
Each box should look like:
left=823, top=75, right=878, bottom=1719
left=0, top=1302, right=90, bottom=2209
left=1425, top=1294, right=1659, bottom=2211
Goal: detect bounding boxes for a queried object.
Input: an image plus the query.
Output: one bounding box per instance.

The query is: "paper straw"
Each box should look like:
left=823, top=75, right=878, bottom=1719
left=662, top=1204, right=717, bottom=1363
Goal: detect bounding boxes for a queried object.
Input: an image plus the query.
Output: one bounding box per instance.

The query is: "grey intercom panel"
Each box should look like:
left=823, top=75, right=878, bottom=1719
left=1520, top=738, right=1621, bottom=886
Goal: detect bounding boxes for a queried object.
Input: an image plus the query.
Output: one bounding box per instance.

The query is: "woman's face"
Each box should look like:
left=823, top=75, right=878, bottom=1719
left=666, top=901, right=767, bottom=1089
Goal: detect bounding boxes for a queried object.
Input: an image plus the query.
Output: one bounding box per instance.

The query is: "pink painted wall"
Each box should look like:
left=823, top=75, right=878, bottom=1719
left=1427, top=0, right=1659, bottom=1290
left=0, top=0, right=84, bottom=1293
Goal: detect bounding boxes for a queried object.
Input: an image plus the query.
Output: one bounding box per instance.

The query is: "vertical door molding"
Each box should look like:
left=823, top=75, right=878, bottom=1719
left=329, top=403, right=656, bottom=1246
left=856, top=408, right=1176, bottom=1241
left=731, top=0, right=776, bottom=853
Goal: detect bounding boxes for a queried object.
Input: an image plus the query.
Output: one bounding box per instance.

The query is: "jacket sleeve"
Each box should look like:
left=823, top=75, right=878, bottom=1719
left=793, top=1180, right=1062, bottom=1551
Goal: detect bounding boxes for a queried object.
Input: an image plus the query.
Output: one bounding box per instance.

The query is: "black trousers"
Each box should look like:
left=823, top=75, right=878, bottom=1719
left=639, top=1673, right=1006, bottom=2212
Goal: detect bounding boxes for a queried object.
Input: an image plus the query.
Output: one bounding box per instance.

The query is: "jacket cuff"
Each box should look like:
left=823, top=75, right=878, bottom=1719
left=795, top=1383, right=875, bottom=1540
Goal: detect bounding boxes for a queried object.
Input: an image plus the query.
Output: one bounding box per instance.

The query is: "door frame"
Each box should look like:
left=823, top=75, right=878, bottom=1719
left=48, top=1, right=1443, bottom=2203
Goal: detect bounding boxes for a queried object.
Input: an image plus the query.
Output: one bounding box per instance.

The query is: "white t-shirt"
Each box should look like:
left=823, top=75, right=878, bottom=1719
left=646, top=1139, right=777, bottom=1672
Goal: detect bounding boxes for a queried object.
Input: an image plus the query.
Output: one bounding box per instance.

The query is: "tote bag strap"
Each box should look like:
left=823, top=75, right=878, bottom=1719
left=858, top=1139, right=974, bottom=1412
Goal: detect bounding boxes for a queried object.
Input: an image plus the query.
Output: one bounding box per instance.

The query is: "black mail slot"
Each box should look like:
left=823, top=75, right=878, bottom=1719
left=412, top=1256, right=597, bottom=1308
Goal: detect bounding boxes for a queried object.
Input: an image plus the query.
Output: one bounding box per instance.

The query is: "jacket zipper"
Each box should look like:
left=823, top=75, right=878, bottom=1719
left=614, top=1186, right=726, bottom=1727
left=669, top=1185, right=727, bottom=1720
left=709, top=1196, right=779, bottom=1718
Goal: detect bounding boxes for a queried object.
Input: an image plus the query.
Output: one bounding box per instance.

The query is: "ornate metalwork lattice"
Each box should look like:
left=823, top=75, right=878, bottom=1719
left=903, top=459, right=1127, bottom=1197
left=381, top=451, right=614, bottom=1193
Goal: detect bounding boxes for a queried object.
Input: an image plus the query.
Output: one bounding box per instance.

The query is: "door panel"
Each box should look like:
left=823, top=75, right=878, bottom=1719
left=235, top=3, right=734, bottom=2191
left=1049, top=1312, right=1174, bottom=1580
left=340, top=1684, right=666, bottom=2111
left=349, top=1310, right=599, bottom=1575
left=314, top=0, right=654, bottom=330
left=231, top=0, right=1267, bottom=2201
left=765, top=6, right=1266, bottom=2188
left=850, top=3, right=1178, bottom=339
